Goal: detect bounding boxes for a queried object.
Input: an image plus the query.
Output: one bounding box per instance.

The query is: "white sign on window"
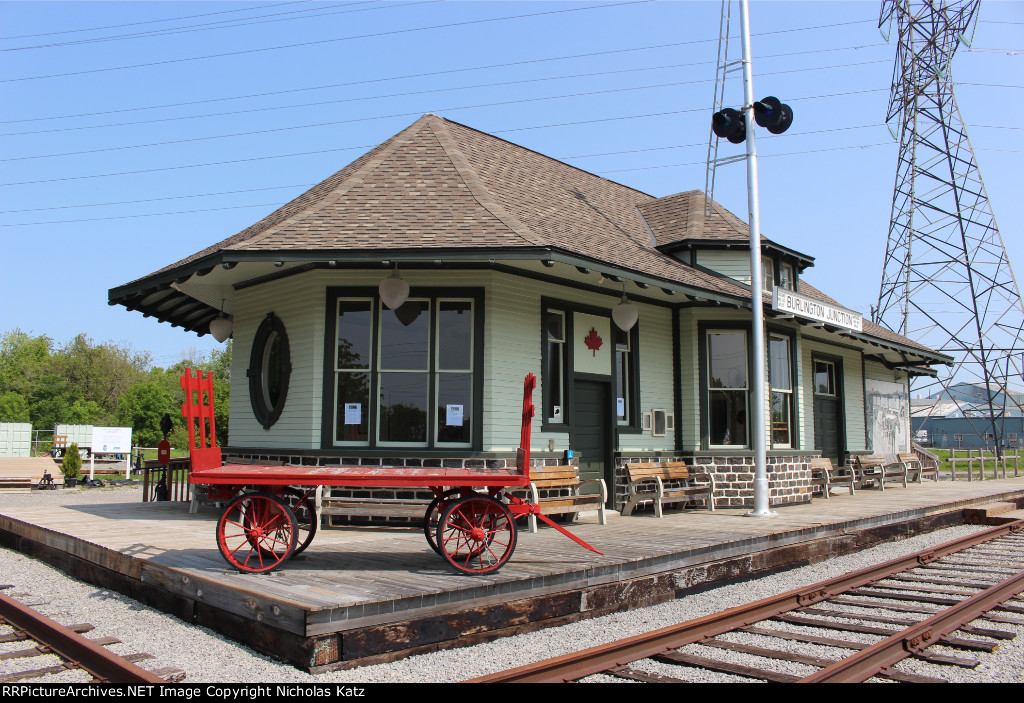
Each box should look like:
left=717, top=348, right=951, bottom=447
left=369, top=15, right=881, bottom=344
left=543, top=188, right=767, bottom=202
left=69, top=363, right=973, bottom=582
left=446, top=404, right=464, bottom=426
left=344, top=403, right=362, bottom=425
left=616, top=397, right=625, bottom=417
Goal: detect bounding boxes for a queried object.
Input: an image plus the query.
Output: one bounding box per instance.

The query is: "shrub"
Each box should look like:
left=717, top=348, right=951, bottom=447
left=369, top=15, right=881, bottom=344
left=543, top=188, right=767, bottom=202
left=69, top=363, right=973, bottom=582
left=62, top=442, right=82, bottom=478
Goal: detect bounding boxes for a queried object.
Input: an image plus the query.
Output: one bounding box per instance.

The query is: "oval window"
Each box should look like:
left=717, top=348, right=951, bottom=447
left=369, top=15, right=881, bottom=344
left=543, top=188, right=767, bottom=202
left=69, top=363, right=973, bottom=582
left=248, top=313, right=291, bottom=429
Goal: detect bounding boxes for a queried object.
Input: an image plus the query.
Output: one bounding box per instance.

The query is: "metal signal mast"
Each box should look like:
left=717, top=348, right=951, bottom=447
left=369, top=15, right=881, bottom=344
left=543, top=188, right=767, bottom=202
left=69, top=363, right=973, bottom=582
left=876, top=0, right=1024, bottom=451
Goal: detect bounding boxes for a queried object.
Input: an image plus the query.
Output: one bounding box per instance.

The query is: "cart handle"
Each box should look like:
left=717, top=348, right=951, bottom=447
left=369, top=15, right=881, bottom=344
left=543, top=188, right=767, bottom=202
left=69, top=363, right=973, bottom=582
left=518, top=373, right=536, bottom=478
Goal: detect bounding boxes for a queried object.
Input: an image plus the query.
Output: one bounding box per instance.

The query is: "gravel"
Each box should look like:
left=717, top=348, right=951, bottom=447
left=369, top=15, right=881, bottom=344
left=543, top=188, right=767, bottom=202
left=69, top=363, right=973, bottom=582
left=1, top=485, right=1021, bottom=683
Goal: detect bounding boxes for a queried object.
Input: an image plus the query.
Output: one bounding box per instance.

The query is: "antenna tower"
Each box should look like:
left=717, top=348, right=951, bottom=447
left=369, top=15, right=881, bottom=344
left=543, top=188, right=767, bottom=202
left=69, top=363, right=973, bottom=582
left=704, top=0, right=744, bottom=216
left=876, top=0, right=1024, bottom=451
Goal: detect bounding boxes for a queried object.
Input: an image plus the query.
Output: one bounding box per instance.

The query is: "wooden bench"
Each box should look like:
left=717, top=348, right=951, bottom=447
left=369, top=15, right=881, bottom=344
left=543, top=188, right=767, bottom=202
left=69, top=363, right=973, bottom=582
left=621, top=461, right=715, bottom=517
left=854, top=454, right=908, bottom=490
left=813, top=457, right=859, bottom=496
left=897, top=452, right=937, bottom=482
left=809, top=457, right=834, bottom=498
left=526, top=464, right=606, bottom=533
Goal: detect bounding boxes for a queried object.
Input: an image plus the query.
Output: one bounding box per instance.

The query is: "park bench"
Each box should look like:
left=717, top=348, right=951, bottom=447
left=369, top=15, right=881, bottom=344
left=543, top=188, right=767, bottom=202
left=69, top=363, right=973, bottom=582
left=813, top=457, right=859, bottom=496
left=809, top=457, right=834, bottom=498
left=621, top=461, right=715, bottom=517
left=525, top=464, right=606, bottom=533
left=897, top=452, right=937, bottom=483
left=854, top=454, right=908, bottom=489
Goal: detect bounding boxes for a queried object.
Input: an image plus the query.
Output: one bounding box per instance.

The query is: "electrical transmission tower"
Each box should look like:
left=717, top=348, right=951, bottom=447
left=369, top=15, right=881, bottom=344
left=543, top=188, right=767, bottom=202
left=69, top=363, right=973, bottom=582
left=876, top=0, right=1024, bottom=451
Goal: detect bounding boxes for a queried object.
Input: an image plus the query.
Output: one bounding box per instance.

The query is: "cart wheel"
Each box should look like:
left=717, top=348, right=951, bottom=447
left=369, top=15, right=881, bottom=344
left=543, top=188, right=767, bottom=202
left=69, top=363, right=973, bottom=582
left=436, top=494, right=517, bottom=574
left=424, top=489, right=461, bottom=554
left=284, top=488, right=317, bottom=556
left=217, top=492, right=297, bottom=573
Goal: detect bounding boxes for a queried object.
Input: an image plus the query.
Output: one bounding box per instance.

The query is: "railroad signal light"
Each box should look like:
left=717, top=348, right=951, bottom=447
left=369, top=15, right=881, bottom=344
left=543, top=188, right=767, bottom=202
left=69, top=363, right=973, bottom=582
left=711, top=107, right=746, bottom=144
left=753, top=96, right=793, bottom=134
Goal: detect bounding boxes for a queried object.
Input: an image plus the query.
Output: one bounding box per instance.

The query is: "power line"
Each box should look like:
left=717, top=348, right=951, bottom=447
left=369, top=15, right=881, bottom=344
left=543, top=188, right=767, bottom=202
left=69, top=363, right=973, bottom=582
left=0, top=1, right=655, bottom=83
left=0, top=46, right=892, bottom=137
left=3, top=84, right=1016, bottom=190
left=2, top=184, right=317, bottom=213
left=0, top=1, right=311, bottom=41
left=0, top=61, right=893, bottom=162
left=1, top=29, right=886, bottom=125
left=1, top=2, right=390, bottom=51
left=2, top=134, right=1017, bottom=226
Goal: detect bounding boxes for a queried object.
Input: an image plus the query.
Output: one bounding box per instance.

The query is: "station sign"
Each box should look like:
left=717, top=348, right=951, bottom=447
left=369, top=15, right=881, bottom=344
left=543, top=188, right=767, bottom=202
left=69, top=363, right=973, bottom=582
left=772, top=287, right=863, bottom=332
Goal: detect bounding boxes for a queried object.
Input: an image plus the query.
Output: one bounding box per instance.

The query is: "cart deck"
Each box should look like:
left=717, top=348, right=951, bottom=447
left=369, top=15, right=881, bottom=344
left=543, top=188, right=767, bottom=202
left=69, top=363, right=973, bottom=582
left=180, top=369, right=600, bottom=575
left=186, top=464, right=528, bottom=488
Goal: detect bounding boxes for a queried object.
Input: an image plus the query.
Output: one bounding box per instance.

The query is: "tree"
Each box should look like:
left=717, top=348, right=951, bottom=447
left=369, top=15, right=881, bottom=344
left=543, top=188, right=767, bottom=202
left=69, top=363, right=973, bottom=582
left=117, top=382, right=173, bottom=447
left=0, top=391, right=30, bottom=423
left=62, top=442, right=82, bottom=479
left=0, top=329, right=52, bottom=399
left=52, top=334, right=149, bottom=420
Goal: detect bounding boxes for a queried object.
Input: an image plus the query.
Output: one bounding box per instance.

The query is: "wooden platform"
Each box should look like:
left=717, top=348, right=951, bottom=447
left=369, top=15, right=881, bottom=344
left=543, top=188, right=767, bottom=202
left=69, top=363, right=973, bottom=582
left=2, top=478, right=1023, bottom=671
left=0, top=456, right=62, bottom=489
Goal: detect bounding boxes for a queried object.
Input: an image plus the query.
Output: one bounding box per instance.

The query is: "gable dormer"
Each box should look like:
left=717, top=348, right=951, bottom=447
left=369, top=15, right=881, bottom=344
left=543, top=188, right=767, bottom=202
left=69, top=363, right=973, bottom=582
left=637, top=190, right=813, bottom=290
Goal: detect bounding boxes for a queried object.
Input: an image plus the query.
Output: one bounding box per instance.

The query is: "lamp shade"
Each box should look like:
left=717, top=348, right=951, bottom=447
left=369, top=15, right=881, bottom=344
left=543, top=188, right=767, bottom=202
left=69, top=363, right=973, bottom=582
left=209, top=316, right=233, bottom=342
left=612, top=295, right=639, bottom=331
left=379, top=270, right=410, bottom=310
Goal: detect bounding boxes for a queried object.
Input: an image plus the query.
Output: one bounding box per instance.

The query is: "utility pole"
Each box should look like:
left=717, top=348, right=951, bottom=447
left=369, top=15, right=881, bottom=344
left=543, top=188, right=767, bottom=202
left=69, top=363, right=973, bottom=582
left=710, top=0, right=792, bottom=516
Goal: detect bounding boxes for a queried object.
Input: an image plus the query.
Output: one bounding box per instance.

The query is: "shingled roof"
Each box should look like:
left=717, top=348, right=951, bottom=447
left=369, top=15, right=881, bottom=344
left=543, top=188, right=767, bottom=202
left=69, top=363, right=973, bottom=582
left=132, top=114, right=749, bottom=298
left=639, top=190, right=813, bottom=265
left=108, top=114, right=947, bottom=366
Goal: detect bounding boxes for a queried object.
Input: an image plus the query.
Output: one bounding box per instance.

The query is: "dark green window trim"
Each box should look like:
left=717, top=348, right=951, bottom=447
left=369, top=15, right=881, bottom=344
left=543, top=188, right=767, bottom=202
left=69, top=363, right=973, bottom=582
left=247, top=312, right=292, bottom=430
left=321, top=286, right=484, bottom=452
left=698, top=320, right=752, bottom=451
left=767, top=325, right=799, bottom=450
left=540, top=296, right=641, bottom=434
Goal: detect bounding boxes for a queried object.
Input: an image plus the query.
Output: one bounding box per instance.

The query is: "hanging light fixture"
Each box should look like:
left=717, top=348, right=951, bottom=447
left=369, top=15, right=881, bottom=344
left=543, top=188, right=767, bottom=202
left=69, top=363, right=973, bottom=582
left=612, top=284, right=639, bottom=331
left=378, top=263, right=410, bottom=310
left=209, top=299, right=233, bottom=342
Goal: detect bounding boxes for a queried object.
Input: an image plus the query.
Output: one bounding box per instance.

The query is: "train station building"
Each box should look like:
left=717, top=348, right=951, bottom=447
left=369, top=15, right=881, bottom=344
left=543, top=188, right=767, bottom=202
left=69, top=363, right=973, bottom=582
left=109, top=114, right=951, bottom=510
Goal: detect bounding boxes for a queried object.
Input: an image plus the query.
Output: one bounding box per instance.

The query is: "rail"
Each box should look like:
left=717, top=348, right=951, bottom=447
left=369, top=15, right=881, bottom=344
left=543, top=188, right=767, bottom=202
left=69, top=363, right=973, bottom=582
left=0, top=589, right=176, bottom=683
left=468, top=520, right=1024, bottom=683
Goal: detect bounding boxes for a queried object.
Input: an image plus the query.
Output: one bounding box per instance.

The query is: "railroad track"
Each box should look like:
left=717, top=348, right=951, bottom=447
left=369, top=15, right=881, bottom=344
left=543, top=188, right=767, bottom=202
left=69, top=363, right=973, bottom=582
left=0, top=587, right=184, bottom=683
left=469, top=520, right=1024, bottom=683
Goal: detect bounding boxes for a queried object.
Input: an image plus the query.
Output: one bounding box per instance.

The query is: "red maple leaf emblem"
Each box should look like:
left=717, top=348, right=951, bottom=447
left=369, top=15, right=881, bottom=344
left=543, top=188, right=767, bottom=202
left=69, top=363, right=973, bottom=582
left=584, top=327, right=603, bottom=356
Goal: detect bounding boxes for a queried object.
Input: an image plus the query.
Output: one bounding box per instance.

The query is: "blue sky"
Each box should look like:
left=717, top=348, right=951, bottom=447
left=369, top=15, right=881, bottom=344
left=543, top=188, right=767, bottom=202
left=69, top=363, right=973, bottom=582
left=1, top=0, right=1021, bottom=369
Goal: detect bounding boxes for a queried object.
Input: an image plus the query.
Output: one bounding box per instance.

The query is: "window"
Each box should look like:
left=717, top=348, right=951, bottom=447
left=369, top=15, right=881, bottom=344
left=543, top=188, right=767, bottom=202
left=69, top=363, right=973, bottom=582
left=543, top=310, right=566, bottom=423
left=541, top=301, right=640, bottom=430
left=779, top=262, right=795, bottom=291
left=329, top=292, right=479, bottom=448
left=814, top=360, right=836, bottom=396
left=248, top=313, right=291, bottom=429
left=761, top=255, right=774, bottom=293
left=615, top=327, right=632, bottom=425
left=769, top=335, right=793, bottom=447
left=708, top=330, right=748, bottom=446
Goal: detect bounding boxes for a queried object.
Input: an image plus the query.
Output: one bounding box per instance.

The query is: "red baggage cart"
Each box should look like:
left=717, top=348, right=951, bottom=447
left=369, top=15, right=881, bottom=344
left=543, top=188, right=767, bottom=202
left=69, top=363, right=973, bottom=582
left=181, top=369, right=601, bottom=575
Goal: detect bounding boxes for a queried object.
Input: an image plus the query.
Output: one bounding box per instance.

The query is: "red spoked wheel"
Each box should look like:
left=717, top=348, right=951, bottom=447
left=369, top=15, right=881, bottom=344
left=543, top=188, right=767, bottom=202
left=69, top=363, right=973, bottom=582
left=436, top=494, right=517, bottom=574
left=217, top=492, right=298, bottom=573
left=424, top=489, right=460, bottom=554
left=284, top=487, right=317, bottom=556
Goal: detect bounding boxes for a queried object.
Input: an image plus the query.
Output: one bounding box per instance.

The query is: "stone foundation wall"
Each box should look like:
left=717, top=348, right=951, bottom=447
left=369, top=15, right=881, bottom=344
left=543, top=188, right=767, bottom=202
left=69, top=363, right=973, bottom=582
left=614, top=454, right=815, bottom=511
